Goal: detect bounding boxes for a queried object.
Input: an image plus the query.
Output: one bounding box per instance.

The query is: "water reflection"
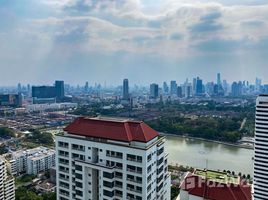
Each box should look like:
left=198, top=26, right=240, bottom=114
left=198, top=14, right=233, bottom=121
left=165, top=135, right=254, bottom=175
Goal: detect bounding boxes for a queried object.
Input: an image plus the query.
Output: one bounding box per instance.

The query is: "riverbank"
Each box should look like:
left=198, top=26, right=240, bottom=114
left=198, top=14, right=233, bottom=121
left=160, top=133, right=254, bottom=150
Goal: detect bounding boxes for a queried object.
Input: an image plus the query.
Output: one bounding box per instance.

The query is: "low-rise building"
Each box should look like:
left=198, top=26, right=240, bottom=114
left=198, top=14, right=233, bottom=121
left=7, top=147, right=55, bottom=175
left=180, top=169, right=252, bottom=200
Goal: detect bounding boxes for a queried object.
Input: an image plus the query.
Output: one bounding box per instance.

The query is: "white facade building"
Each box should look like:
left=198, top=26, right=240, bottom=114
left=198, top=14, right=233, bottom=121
left=254, top=95, right=268, bottom=200
left=8, top=147, right=55, bottom=175
left=0, top=157, right=15, bottom=200
left=56, top=116, right=171, bottom=200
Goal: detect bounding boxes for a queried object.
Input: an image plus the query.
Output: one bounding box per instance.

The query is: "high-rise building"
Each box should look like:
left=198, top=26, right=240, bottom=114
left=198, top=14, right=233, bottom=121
left=163, top=82, right=169, bottom=94
left=254, top=95, right=268, bottom=199
left=123, top=79, right=129, bottom=100
left=55, top=80, right=65, bottom=101
left=0, top=156, right=15, bottom=200
left=170, top=81, right=177, bottom=95
left=217, top=73, right=221, bottom=86
left=177, top=86, right=183, bottom=98
left=32, top=86, right=56, bottom=99
left=196, top=77, right=203, bottom=95
left=192, top=78, right=197, bottom=95
left=56, top=117, right=171, bottom=200
left=0, top=94, right=22, bottom=107
left=150, top=83, right=159, bottom=99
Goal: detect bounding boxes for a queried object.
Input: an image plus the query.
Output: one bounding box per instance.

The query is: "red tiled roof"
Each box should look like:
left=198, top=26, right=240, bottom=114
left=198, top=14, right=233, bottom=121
left=180, top=173, right=252, bottom=200
left=64, top=117, right=159, bottom=142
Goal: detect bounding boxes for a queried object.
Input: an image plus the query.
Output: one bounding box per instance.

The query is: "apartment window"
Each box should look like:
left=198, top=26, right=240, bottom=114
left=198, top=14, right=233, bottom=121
left=103, top=181, right=114, bottom=188
left=103, top=172, right=114, bottom=179
left=157, top=147, right=164, bottom=156
left=75, top=182, right=83, bottom=188
left=72, top=144, right=85, bottom=152
left=115, top=172, right=123, bottom=179
left=103, top=190, right=114, bottom=197
left=58, top=141, right=68, bottom=148
left=75, top=190, right=83, bottom=197
left=75, top=165, right=82, bottom=171
left=75, top=173, right=82, bottom=180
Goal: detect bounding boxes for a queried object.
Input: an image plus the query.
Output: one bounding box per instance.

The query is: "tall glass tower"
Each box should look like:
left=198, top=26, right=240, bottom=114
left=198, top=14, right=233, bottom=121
left=254, top=95, right=268, bottom=199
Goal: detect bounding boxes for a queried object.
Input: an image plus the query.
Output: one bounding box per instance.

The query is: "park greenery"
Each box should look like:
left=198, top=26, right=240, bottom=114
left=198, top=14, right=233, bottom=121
left=15, top=187, right=56, bottom=200
left=25, top=129, right=54, bottom=146
left=147, top=116, right=243, bottom=142
left=0, top=127, right=16, bottom=138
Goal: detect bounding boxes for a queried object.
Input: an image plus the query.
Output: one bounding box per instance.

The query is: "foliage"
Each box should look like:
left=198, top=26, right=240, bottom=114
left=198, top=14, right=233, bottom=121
left=0, top=127, right=15, bottom=138
left=15, top=175, right=35, bottom=185
left=26, top=129, right=54, bottom=146
left=171, top=186, right=180, bottom=200
left=147, top=116, right=243, bottom=143
left=15, top=187, right=42, bottom=200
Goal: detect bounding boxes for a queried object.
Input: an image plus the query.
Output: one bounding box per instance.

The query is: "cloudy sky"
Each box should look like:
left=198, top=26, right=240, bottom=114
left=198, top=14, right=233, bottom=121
left=0, top=0, right=268, bottom=86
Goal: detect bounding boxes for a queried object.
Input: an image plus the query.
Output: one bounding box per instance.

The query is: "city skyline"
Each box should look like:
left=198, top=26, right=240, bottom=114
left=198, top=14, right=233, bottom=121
left=0, top=0, right=268, bottom=85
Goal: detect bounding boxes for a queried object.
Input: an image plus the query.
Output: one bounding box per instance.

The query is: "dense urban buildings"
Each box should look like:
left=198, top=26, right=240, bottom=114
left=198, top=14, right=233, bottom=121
left=32, top=80, right=65, bottom=103
left=6, top=147, right=55, bottom=175
left=0, top=156, right=15, bottom=200
left=56, top=116, right=171, bottom=200
left=0, top=94, right=22, bottom=107
left=254, top=95, right=268, bottom=200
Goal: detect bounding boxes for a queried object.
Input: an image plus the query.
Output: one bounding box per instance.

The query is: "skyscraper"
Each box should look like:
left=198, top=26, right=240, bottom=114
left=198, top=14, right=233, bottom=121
left=196, top=77, right=203, bottom=95
left=163, top=82, right=169, bottom=94
left=177, top=86, right=183, bottom=98
left=217, top=73, right=221, bottom=86
left=55, top=80, right=65, bottom=101
left=123, top=79, right=129, bottom=100
left=150, top=83, right=159, bottom=99
left=170, top=81, right=177, bottom=95
left=254, top=95, right=268, bottom=199
left=56, top=117, right=171, bottom=200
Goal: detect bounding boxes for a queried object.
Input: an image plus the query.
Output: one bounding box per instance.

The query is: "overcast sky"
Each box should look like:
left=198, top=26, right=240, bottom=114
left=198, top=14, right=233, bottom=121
left=0, top=0, right=268, bottom=86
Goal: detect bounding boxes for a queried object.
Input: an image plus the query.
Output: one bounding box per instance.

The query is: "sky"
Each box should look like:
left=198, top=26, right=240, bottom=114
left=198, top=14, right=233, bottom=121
left=0, top=0, right=268, bottom=86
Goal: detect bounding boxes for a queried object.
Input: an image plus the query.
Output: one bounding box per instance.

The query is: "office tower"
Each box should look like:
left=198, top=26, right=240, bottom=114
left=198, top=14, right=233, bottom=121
left=177, top=86, right=183, bottom=98
left=163, top=82, right=169, bottom=94
left=150, top=83, right=159, bottom=99
left=170, top=81, right=177, bottom=95
left=192, top=78, right=197, bottom=95
left=55, top=80, right=65, bottom=101
left=231, top=82, right=243, bottom=97
left=84, top=82, right=89, bottom=93
left=17, top=83, right=22, bottom=93
left=196, top=77, right=203, bottom=95
left=217, top=73, right=221, bottom=86
left=0, top=94, right=22, bottom=107
left=254, top=95, right=268, bottom=199
left=123, top=79, right=129, bottom=100
left=186, top=85, right=191, bottom=98
left=255, top=78, right=262, bottom=92
left=0, top=157, right=15, bottom=200
left=56, top=117, right=171, bottom=200
left=32, top=86, right=56, bottom=99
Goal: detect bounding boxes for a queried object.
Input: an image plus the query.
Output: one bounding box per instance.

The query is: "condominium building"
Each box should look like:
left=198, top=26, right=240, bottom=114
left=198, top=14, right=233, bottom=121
left=254, top=95, right=268, bottom=199
left=7, top=147, right=55, bottom=175
left=56, top=116, right=171, bottom=200
left=0, top=157, right=15, bottom=200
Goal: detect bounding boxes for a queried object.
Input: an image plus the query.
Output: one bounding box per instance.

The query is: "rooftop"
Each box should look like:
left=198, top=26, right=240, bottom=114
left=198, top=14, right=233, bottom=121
left=180, top=170, right=252, bottom=200
left=64, top=116, right=159, bottom=143
left=194, top=169, right=240, bottom=184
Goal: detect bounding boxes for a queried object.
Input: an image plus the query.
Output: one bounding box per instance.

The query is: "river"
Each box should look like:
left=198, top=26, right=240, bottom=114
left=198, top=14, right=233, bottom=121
left=165, top=135, right=254, bottom=176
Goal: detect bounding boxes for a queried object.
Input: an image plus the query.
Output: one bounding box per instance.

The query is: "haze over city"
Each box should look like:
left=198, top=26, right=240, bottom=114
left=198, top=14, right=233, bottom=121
left=1, top=0, right=268, bottom=86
